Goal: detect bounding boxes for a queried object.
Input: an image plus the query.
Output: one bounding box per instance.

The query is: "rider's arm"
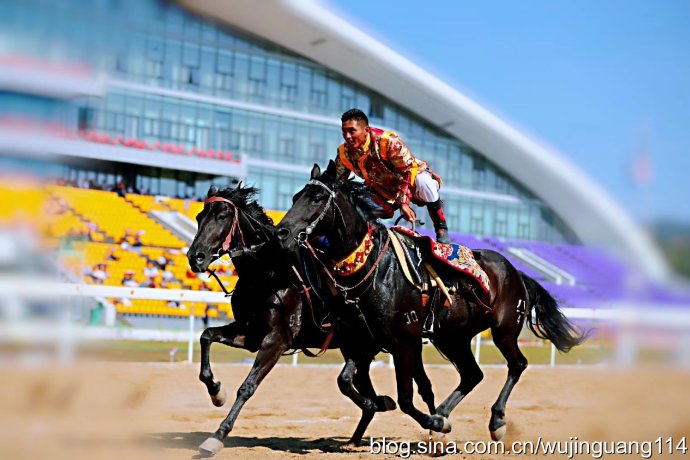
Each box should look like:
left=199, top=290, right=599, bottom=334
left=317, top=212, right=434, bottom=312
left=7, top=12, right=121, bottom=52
left=386, top=137, right=415, bottom=206
left=334, top=152, right=352, bottom=180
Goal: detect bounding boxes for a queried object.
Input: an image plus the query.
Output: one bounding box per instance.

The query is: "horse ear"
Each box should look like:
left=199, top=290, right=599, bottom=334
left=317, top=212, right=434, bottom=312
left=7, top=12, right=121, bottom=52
left=235, top=180, right=243, bottom=190
left=310, top=163, right=321, bottom=179
left=324, top=160, right=337, bottom=179
left=208, top=185, right=218, bottom=197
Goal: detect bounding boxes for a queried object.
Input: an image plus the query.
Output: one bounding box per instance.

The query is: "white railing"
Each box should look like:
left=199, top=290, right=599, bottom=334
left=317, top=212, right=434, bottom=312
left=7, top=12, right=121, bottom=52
left=0, top=277, right=232, bottom=364
left=1, top=279, right=689, bottom=366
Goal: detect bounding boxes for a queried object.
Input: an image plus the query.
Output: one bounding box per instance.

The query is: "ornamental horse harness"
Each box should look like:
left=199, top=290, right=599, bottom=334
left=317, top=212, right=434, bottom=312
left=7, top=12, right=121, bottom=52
left=202, top=195, right=333, bottom=356
left=295, top=179, right=392, bottom=342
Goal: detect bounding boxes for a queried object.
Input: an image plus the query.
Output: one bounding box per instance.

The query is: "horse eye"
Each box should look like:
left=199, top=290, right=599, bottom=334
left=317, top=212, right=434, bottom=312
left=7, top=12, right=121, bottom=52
left=217, top=213, right=229, bottom=220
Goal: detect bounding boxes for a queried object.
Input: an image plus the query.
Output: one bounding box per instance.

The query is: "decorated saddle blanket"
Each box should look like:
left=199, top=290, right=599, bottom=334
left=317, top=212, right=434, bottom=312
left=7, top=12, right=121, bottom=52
left=391, top=226, right=491, bottom=293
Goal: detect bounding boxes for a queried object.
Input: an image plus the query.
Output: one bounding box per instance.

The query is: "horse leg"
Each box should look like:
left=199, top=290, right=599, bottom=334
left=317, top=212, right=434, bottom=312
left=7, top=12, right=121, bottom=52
left=393, top=345, right=451, bottom=433
left=199, top=327, right=289, bottom=456
left=414, top=351, right=436, bottom=414
left=346, top=356, right=397, bottom=446
left=434, top=335, right=484, bottom=419
left=199, top=322, right=248, bottom=407
left=337, top=358, right=389, bottom=414
left=488, top=329, right=528, bottom=441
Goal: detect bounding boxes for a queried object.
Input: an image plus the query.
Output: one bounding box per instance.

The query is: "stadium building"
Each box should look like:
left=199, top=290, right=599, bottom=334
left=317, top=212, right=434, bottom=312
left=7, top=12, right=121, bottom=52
left=1, top=0, right=687, bottom=324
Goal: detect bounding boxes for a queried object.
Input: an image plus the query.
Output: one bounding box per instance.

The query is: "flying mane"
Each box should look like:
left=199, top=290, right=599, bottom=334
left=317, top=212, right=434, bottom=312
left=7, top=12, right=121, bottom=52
left=209, top=185, right=274, bottom=226
left=336, top=178, right=386, bottom=230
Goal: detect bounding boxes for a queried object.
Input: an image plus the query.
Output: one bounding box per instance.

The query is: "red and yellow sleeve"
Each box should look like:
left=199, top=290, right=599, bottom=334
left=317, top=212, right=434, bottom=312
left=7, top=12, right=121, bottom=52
left=385, top=136, right=417, bottom=206
left=335, top=145, right=353, bottom=180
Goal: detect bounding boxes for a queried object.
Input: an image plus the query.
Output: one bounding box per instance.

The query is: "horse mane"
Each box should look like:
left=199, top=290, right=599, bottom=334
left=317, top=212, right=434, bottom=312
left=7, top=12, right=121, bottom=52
left=211, top=185, right=274, bottom=226
left=336, top=179, right=385, bottom=230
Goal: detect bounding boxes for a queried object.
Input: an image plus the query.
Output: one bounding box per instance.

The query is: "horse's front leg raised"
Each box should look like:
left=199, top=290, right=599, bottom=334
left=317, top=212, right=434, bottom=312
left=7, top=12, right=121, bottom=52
left=199, top=322, right=249, bottom=407
left=199, top=319, right=289, bottom=456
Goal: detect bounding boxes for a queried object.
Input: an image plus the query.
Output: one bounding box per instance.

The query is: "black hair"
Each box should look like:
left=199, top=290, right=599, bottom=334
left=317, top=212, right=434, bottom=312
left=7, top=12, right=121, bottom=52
left=341, top=108, right=369, bottom=126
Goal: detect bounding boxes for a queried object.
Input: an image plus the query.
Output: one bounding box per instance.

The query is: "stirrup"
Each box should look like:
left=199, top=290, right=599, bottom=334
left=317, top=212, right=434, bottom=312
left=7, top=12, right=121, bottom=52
left=422, top=310, right=435, bottom=338
left=435, top=229, right=451, bottom=244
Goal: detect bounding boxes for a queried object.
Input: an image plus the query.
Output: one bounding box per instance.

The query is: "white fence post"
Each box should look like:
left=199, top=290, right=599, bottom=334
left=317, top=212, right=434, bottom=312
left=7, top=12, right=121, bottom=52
left=188, top=308, right=194, bottom=364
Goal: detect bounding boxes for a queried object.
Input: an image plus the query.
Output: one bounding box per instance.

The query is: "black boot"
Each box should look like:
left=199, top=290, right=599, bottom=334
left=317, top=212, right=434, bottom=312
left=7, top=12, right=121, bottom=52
left=427, top=199, right=451, bottom=244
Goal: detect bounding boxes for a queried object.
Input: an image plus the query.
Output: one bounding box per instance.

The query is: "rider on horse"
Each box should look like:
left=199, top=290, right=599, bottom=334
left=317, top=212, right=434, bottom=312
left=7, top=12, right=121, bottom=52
left=336, top=108, right=451, bottom=244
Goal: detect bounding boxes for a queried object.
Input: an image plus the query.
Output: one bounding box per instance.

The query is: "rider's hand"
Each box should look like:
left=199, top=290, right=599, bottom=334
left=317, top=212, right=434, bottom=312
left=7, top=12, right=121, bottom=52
left=429, top=170, right=443, bottom=186
left=400, top=203, right=416, bottom=223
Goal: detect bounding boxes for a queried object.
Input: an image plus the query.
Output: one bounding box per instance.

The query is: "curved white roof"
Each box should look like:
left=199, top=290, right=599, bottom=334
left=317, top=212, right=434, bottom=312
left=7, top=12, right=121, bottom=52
left=182, top=0, right=669, bottom=280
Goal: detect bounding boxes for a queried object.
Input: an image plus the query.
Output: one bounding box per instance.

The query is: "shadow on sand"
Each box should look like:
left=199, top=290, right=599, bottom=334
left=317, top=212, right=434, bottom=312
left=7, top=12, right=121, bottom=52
left=142, top=432, right=359, bottom=457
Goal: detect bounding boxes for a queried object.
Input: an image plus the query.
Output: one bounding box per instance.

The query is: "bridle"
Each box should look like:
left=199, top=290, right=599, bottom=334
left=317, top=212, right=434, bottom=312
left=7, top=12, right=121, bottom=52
left=202, top=195, right=269, bottom=295
left=204, top=196, right=245, bottom=254
left=296, top=179, right=391, bottom=299
left=296, top=179, right=341, bottom=244
left=291, top=178, right=391, bottom=344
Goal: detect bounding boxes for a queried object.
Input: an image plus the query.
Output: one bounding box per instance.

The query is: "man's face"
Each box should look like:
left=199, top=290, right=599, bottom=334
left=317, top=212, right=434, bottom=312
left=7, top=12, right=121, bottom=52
left=341, top=119, right=369, bottom=150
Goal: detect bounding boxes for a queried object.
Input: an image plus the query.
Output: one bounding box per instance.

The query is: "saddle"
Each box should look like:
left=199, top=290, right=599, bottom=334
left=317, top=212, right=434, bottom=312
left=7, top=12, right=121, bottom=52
left=387, top=227, right=492, bottom=336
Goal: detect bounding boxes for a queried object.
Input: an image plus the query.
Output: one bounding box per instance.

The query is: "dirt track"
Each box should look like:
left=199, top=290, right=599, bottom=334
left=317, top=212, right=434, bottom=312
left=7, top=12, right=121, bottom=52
left=1, top=362, right=689, bottom=459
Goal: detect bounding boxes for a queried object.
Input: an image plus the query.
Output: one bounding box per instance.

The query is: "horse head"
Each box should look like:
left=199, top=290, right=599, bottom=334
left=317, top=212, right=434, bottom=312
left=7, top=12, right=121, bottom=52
left=276, top=160, right=374, bottom=262
left=188, top=183, right=273, bottom=272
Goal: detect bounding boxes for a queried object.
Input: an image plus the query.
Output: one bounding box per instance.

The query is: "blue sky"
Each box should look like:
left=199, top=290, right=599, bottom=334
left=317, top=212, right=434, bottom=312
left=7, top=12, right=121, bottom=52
left=328, top=0, right=690, bottom=224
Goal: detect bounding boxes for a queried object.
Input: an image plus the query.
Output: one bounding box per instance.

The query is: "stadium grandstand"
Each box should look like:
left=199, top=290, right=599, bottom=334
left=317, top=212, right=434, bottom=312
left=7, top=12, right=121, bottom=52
left=0, top=0, right=688, bottom=335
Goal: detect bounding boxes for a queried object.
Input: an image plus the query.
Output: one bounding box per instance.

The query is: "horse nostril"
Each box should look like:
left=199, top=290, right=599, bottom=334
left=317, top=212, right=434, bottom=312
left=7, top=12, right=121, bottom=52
left=195, top=252, right=205, bottom=264
left=276, top=227, right=290, bottom=241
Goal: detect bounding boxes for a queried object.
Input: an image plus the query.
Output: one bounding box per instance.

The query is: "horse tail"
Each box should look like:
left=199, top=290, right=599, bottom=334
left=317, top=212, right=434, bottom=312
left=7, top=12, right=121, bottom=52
left=520, top=272, right=586, bottom=352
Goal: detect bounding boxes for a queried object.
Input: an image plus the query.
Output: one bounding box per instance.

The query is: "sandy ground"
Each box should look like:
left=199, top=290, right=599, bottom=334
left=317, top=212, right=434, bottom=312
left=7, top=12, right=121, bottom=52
left=0, top=361, right=689, bottom=459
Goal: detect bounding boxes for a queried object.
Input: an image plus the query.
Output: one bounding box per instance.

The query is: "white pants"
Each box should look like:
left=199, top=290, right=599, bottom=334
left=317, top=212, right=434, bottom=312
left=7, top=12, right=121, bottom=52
left=413, top=170, right=440, bottom=203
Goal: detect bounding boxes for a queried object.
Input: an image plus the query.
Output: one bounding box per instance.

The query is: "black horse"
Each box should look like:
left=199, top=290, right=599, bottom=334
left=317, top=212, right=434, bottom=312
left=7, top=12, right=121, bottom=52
left=276, top=162, right=585, bottom=440
left=187, top=184, right=436, bottom=455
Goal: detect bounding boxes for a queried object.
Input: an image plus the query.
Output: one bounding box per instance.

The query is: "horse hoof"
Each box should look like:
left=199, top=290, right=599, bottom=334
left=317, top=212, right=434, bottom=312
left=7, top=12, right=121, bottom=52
left=490, top=424, right=507, bottom=441
left=210, top=386, right=226, bottom=407
left=378, top=395, right=397, bottom=412
left=199, top=437, right=223, bottom=456
left=343, top=439, right=361, bottom=449
left=431, top=415, right=452, bottom=434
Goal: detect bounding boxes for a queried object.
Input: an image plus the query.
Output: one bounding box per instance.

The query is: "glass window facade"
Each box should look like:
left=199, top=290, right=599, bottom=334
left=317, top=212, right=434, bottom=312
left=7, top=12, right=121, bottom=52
left=0, top=0, right=576, bottom=243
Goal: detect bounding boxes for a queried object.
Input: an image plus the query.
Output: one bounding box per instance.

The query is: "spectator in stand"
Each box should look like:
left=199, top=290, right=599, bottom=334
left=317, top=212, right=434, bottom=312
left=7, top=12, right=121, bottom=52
left=87, top=222, right=103, bottom=242
left=106, top=246, right=121, bottom=261
left=131, top=230, right=144, bottom=247
left=114, top=181, right=126, bottom=198
left=89, top=262, right=108, bottom=285
left=144, top=260, right=159, bottom=279
left=157, top=254, right=169, bottom=270
left=140, top=274, right=161, bottom=288
left=121, top=270, right=138, bottom=288
left=112, top=297, right=132, bottom=308
left=118, top=228, right=132, bottom=246
left=161, top=269, right=177, bottom=288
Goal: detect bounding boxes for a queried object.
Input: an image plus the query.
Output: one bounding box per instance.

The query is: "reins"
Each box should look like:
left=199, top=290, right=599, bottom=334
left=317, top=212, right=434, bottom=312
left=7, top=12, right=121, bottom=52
left=292, top=178, right=394, bottom=344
